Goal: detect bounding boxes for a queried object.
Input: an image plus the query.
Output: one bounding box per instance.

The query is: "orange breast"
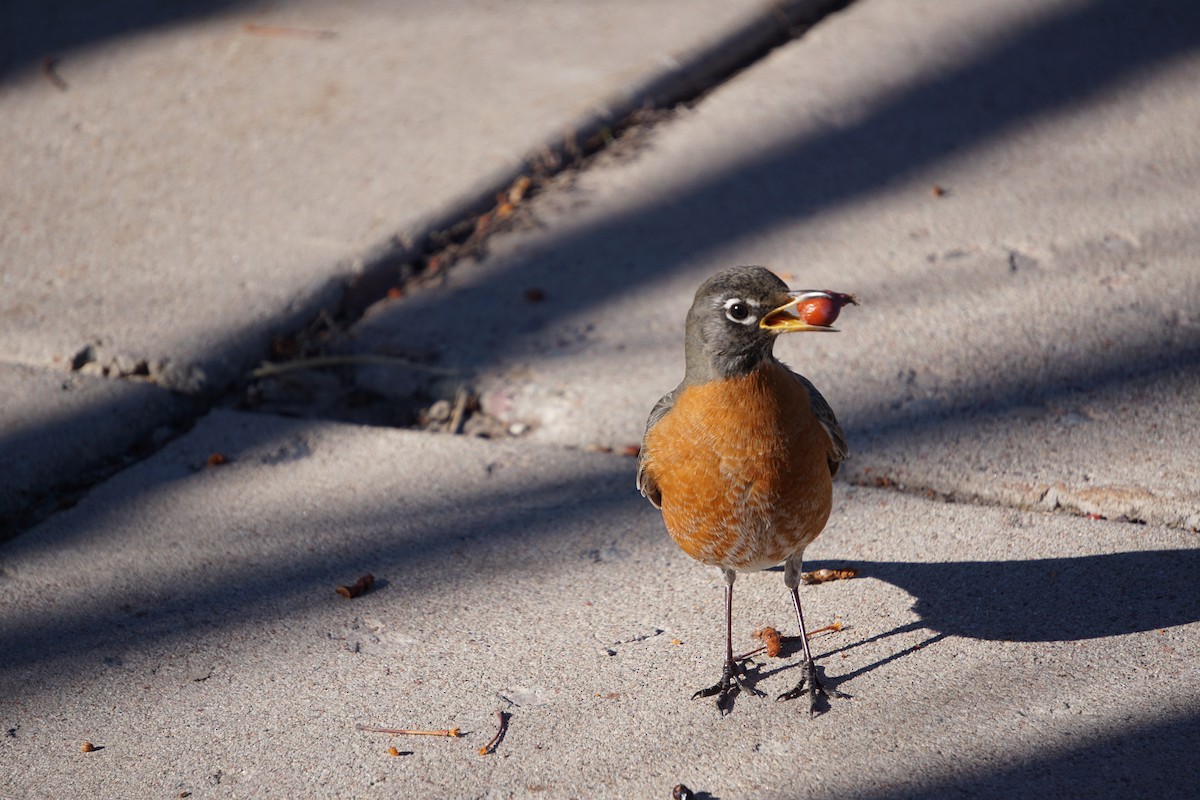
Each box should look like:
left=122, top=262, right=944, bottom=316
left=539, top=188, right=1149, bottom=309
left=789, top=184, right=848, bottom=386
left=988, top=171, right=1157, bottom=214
left=641, top=363, right=834, bottom=571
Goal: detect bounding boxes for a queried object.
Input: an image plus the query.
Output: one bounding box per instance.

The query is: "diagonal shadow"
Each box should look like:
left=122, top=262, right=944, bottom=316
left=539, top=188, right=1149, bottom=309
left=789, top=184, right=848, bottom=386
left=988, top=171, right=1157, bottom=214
left=0, top=442, right=650, bottom=682
left=361, top=0, right=1200, bottom=370
left=343, top=0, right=1200, bottom=493
left=0, top=0, right=252, bottom=79
left=1, top=0, right=1198, bottom=693
left=1, top=0, right=1196, bottom=541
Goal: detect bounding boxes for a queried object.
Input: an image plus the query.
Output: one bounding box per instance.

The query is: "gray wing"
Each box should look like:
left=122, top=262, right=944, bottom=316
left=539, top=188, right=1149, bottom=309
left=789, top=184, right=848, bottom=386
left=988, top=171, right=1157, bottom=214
left=793, top=372, right=848, bottom=477
left=635, top=386, right=679, bottom=509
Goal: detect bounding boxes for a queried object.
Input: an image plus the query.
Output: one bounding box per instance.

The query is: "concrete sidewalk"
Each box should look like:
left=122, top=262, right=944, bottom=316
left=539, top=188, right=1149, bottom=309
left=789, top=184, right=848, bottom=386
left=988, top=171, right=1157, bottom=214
left=2, top=410, right=1197, bottom=797
left=1, top=0, right=827, bottom=531
left=344, top=0, right=1200, bottom=529
left=2, top=0, right=1199, bottom=797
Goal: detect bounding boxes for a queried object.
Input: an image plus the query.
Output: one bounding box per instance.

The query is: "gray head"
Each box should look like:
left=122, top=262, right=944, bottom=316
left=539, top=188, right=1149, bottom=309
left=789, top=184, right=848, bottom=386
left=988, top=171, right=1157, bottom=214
left=683, top=265, right=837, bottom=382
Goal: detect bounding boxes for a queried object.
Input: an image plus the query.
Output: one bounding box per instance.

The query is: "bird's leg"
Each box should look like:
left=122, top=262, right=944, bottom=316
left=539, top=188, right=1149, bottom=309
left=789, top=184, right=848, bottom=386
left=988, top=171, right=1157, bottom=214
left=692, top=570, right=761, bottom=714
left=776, top=585, right=845, bottom=712
left=778, top=560, right=846, bottom=716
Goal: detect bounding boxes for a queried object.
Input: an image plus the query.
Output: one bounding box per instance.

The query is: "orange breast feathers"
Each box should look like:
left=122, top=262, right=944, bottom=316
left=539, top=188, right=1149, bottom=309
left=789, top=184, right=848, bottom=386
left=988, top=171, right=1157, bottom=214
left=641, top=363, right=835, bottom=571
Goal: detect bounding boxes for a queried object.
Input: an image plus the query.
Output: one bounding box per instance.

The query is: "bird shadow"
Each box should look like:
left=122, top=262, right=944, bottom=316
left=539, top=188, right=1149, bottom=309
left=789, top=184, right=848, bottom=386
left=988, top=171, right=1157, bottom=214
left=746, top=548, right=1199, bottom=691
left=796, top=549, right=1200, bottom=685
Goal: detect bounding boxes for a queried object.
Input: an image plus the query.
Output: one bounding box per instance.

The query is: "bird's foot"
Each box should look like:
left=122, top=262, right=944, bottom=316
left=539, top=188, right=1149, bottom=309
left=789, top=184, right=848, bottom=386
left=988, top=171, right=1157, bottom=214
left=692, top=658, right=763, bottom=714
left=776, top=660, right=847, bottom=716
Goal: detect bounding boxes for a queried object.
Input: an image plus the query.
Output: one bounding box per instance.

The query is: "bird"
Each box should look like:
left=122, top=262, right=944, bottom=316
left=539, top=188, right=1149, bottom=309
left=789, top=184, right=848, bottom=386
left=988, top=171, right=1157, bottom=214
left=636, top=265, right=853, bottom=715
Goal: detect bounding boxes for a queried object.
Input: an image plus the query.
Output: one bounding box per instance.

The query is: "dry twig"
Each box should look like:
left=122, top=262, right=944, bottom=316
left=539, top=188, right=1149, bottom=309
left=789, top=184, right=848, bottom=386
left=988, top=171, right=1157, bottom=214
left=478, top=710, right=508, bottom=756
left=448, top=385, right=470, bottom=434
left=248, top=354, right=461, bottom=380
left=805, top=618, right=844, bottom=639
left=355, top=723, right=461, bottom=737
left=243, top=22, right=336, bottom=39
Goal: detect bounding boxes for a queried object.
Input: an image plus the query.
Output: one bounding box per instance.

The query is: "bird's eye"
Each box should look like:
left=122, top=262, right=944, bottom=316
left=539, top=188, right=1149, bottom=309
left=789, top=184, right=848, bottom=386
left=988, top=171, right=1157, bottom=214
left=724, top=299, right=753, bottom=323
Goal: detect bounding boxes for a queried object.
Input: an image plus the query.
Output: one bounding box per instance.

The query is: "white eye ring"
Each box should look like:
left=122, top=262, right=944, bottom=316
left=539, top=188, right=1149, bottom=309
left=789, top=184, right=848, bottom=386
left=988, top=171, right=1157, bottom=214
left=723, top=297, right=759, bottom=325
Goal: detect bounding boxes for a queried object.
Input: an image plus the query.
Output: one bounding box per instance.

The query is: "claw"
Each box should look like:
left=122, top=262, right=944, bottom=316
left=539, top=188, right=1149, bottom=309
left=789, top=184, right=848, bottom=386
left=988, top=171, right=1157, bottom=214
left=776, top=661, right=846, bottom=716
left=692, top=659, right=762, bottom=714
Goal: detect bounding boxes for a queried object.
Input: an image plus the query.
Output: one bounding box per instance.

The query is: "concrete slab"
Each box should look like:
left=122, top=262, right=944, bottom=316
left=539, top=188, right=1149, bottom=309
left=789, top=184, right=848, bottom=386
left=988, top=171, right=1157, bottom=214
left=0, top=0, right=782, bottom=392
left=1, top=409, right=1196, bottom=797
left=345, top=0, right=1200, bottom=527
left=0, top=362, right=190, bottom=537
left=2, top=0, right=846, bottom=531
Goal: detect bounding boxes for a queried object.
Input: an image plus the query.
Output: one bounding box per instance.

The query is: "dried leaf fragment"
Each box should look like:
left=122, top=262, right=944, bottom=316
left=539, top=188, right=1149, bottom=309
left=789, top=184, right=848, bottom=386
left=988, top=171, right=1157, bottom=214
left=336, top=574, right=375, bottom=599
left=752, top=626, right=783, bottom=658
left=801, top=567, right=859, bottom=585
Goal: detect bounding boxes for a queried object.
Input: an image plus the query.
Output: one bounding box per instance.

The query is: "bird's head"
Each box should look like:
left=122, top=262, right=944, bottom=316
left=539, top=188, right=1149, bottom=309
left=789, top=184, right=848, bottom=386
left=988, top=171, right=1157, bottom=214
left=683, top=265, right=856, bottom=381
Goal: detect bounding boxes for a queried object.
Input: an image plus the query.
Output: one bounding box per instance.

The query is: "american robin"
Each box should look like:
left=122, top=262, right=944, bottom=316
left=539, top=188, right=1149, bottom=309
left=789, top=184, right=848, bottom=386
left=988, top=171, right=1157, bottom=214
left=637, top=265, right=853, bottom=715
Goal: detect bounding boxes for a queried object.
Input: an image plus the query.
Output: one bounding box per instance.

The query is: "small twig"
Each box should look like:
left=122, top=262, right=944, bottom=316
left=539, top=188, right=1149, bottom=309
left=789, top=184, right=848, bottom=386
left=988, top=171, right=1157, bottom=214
left=355, top=723, right=461, bottom=737
left=805, top=618, right=844, bottom=639
left=447, top=385, right=470, bottom=434
left=734, top=642, right=763, bottom=662
left=478, top=710, right=508, bottom=756
left=734, top=618, right=845, bottom=661
left=248, top=354, right=461, bottom=379
left=243, top=22, right=337, bottom=39
left=310, top=308, right=341, bottom=337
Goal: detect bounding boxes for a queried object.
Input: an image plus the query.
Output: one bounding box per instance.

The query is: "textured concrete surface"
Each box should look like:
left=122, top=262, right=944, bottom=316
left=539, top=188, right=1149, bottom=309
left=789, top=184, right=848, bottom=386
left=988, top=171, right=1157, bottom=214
left=2, top=0, right=1199, bottom=797
left=1, top=410, right=1197, bottom=798
left=347, top=0, right=1200, bottom=528
left=0, top=363, right=188, bottom=532
left=0, top=0, right=814, bottom=530
left=1, top=0, right=778, bottom=386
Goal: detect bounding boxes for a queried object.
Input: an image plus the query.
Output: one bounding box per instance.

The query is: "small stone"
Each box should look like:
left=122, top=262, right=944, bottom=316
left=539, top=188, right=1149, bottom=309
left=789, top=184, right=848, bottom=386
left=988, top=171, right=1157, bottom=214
left=113, top=353, right=138, bottom=376
left=70, top=344, right=97, bottom=371
left=426, top=399, right=452, bottom=422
